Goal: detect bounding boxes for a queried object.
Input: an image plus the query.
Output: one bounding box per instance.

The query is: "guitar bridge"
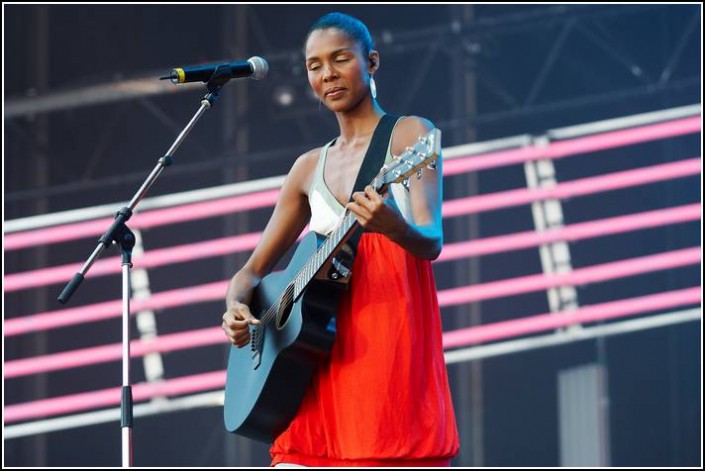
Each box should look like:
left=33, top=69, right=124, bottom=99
left=329, top=257, right=351, bottom=280
left=327, top=243, right=354, bottom=283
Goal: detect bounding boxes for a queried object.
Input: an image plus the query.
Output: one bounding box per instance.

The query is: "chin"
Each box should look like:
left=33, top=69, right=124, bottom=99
left=327, top=96, right=365, bottom=113
left=327, top=103, right=351, bottom=113
left=324, top=101, right=351, bottom=113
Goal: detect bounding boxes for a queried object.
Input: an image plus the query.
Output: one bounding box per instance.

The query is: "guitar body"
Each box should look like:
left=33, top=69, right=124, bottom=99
left=224, top=232, right=345, bottom=442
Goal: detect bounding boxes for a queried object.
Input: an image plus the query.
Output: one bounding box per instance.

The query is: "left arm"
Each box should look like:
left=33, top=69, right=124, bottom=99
left=347, top=116, right=443, bottom=260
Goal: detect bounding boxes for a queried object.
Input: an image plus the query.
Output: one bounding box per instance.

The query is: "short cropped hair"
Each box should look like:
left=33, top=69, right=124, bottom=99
left=305, top=12, right=375, bottom=56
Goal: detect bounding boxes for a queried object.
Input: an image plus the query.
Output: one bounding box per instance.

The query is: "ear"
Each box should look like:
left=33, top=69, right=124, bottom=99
left=368, top=50, right=380, bottom=73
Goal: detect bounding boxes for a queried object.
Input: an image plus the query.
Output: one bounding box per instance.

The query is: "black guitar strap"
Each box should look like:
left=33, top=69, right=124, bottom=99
left=351, top=114, right=399, bottom=198
left=326, top=114, right=399, bottom=282
left=348, top=114, right=399, bottom=247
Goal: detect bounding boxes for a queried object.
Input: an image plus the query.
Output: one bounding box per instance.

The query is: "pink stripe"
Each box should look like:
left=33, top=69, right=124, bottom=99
left=4, top=327, right=223, bottom=378
left=5, top=247, right=699, bottom=337
left=437, top=203, right=701, bottom=261
left=5, top=117, right=700, bottom=252
left=443, top=287, right=701, bottom=348
left=4, top=287, right=700, bottom=423
left=437, top=247, right=700, bottom=306
left=545, top=117, right=701, bottom=159
left=444, top=147, right=543, bottom=176
left=443, top=158, right=700, bottom=217
left=6, top=202, right=698, bottom=292
left=443, top=116, right=700, bottom=176
left=4, top=189, right=279, bottom=251
left=5, top=243, right=701, bottom=376
left=3, top=370, right=225, bottom=423
left=4, top=281, right=227, bottom=336
left=3, top=202, right=700, bottom=376
left=4, top=232, right=263, bottom=292
left=4, top=158, right=699, bottom=292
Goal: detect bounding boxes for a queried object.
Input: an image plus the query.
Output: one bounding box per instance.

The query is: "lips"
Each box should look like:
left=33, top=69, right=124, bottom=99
left=324, top=87, right=346, bottom=97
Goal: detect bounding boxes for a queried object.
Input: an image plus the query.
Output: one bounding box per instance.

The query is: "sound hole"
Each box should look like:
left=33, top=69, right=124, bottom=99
left=275, top=285, right=295, bottom=329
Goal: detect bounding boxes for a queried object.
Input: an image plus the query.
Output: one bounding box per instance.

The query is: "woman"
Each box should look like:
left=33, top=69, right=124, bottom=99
left=222, top=12, right=459, bottom=467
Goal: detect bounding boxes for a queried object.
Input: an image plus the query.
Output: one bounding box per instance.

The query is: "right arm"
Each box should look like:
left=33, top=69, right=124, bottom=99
left=222, top=150, right=318, bottom=347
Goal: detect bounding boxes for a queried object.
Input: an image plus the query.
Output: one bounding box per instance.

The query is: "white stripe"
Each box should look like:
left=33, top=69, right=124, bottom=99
left=444, top=308, right=701, bottom=364
left=546, top=104, right=700, bottom=140
left=3, top=391, right=223, bottom=439
left=5, top=175, right=285, bottom=233
left=442, top=134, right=533, bottom=159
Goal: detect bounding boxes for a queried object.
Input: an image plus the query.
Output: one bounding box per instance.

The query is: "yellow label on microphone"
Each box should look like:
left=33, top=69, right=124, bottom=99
left=175, top=68, right=186, bottom=83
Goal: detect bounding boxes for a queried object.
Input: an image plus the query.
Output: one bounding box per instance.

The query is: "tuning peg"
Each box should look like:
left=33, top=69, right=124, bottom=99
left=427, top=160, right=437, bottom=170
left=416, top=169, right=423, bottom=180
left=402, top=178, right=410, bottom=189
left=404, top=146, right=418, bottom=156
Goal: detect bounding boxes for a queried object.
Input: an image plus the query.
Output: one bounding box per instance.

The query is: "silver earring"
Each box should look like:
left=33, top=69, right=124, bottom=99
left=370, top=76, right=377, bottom=100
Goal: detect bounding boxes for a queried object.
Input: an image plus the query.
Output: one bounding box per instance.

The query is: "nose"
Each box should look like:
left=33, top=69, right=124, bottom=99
left=321, top=62, right=339, bottom=82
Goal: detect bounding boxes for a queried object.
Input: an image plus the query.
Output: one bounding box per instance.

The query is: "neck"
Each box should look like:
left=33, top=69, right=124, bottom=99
left=334, top=96, right=386, bottom=145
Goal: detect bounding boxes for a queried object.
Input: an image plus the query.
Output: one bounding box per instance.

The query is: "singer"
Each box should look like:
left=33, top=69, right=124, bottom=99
left=222, top=12, right=459, bottom=467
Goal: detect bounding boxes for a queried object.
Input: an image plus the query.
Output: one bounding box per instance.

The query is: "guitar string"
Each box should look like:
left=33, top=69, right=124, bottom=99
left=250, top=138, right=435, bottom=346
left=251, top=145, right=435, bottom=346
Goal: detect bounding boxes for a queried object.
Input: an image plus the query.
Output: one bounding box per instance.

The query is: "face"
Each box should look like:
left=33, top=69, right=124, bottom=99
left=305, top=28, right=375, bottom=112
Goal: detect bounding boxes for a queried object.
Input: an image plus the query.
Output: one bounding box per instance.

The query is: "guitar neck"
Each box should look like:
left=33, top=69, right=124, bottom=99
left=287, top=127, right=440, bottom=301
left=293, top=211, right=359, bottom=299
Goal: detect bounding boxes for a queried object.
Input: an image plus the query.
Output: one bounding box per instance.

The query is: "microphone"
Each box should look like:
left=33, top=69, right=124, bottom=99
left=160, top=56, right=268, bottom=84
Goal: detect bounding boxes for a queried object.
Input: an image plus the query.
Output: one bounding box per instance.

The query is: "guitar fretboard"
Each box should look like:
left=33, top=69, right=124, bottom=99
left=255, top=128, right=438, bottom=331
left=293, top=211, right=358, bottom=299
left=289, top=128, right=438, bottom=305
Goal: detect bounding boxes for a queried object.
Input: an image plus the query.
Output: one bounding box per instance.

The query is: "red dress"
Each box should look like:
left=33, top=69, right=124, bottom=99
left=270, top=233, right=460, bottom=466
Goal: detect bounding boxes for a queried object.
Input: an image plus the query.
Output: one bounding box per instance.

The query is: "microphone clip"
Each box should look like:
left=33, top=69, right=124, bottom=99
left=202, top=64, right=234, bottom=105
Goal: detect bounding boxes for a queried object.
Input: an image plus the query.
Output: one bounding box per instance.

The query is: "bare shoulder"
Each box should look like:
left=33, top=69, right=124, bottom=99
left=292, top=147, right=321, bottom=172
left=287, top=146, right=322, bottom=194
left=391, top=115, right=436, bottom=155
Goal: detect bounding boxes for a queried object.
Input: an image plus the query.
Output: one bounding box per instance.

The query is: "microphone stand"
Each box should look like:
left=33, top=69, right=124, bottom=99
left=57, top=66, right=236, bottom=467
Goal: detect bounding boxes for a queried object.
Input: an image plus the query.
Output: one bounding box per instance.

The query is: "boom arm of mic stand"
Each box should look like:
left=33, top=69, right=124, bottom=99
left=57, top=73, right=234, bottom=304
